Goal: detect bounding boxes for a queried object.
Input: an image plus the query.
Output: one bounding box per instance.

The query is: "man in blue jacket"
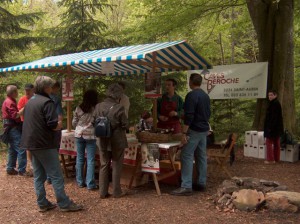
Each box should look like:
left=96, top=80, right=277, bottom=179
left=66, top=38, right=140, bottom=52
left=171, top=73, right=211, bottom=196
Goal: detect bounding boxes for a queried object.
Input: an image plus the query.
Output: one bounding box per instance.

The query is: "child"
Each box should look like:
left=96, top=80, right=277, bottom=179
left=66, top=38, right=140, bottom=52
left=137, top=111, right=153, bottom=131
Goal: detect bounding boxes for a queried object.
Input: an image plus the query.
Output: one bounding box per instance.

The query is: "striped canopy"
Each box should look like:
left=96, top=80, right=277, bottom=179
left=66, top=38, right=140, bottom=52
left=0, top=40, right=212, bottom=76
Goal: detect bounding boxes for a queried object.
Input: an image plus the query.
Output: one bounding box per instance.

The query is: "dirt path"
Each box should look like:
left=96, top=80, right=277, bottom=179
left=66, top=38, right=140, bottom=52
left=0, top=149, right=300, bottom=224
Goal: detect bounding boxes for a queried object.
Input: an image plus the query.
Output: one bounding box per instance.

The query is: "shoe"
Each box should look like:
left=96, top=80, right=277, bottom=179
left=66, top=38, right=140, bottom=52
left=264, top=160, right=275, bottom=164
left=7, top=169, right=18, bottom=175
left=88, top=185, right=99, bottom=191
left=113, top=192, right=127, bottom=198
left=192, top=184, right=206, bottom=192
left=18, top=171, right=33, bottom=177
left=170, top=187, right=192, bottom=196
left=100, top=193, right=112, bottom=199
left=60, top=201, right=83, bottom=212
left=39, top=202, right=57, bottom=212
left=78, top=183, right=87, bottom=188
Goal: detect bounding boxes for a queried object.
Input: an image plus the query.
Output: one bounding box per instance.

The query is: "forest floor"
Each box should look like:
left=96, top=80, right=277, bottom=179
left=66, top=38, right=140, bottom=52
left=0, top=148, right=300, bottom=224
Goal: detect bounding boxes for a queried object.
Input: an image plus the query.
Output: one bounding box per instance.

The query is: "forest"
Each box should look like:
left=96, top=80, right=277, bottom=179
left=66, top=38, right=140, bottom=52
left=0, top=0, right=299, bottom=144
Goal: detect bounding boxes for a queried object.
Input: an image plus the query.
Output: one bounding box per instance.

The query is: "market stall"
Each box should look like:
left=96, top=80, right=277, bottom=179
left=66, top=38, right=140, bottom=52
left=0, top=40, right=212, bottom=194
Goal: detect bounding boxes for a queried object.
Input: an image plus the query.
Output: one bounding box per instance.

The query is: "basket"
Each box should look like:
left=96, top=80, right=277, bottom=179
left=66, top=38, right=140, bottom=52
left=136, top=131, right=171, bottom=143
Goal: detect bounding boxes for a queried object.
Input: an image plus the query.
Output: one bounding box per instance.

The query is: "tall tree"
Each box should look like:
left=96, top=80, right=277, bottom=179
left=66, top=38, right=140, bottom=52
left=52, top=0, right=117, bottom=54
left=246, top=0, right=295, bottom=132
left=125, top=0, right=296, bottom=133
left=0, top=0, right=42, bottom=66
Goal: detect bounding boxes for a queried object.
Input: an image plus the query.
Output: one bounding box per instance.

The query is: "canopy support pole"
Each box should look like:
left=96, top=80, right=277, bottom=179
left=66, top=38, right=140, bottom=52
left=152, top=52, right=158, bottom=130
left=66, top=66, right=73, bottom=132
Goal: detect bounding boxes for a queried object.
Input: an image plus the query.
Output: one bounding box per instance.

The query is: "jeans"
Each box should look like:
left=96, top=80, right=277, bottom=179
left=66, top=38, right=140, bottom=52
left=75, top=137, right=97, bottom=189
left=31, top=149, right=71, bottom=208
left=181, top=129, right=207, bottom=189
left=7, top=126, right=27, bottom=173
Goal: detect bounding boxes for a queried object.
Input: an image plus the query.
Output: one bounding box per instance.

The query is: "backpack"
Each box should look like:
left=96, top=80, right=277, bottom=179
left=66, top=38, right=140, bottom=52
left=94, top=104, right=116, bottom=138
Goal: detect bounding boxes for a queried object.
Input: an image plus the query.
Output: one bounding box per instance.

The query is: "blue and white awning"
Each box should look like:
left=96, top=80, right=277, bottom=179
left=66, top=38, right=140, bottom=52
left=0, top=40, right=212, bottom=76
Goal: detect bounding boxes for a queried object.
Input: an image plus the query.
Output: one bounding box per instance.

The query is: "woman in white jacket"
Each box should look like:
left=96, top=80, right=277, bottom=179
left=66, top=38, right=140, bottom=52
left=72, top=90, right=98, bottom=190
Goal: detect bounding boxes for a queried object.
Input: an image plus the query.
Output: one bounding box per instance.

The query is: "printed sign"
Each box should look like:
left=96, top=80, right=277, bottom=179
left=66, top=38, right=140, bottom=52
left=145, top=72, right=162, bottom=98
left=141, top=143, right=160, bottom=173
left=187, top=62, right=268, bottom=99
left=62, top=77, right=74, bottom=101
left=102, top=62, right=115, bottom=75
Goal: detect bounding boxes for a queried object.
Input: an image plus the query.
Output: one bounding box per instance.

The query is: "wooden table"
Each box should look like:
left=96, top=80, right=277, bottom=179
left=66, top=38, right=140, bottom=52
left=59, top=130, right=181, bottom=195
left=59, top=130, right=139, bottom=177
left=129, top=142, right=181, bottom=195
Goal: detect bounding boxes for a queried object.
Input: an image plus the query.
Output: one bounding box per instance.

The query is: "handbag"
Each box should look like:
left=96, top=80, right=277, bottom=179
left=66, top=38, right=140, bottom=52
left=0, top=127, right=10, bottom=144
left=94, top=104, right=116, bottom=138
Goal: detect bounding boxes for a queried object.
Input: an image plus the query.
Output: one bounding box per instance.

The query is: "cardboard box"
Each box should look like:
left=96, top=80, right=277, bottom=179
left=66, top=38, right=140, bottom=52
left=245, top=131, right=253, bottom=144
left=258, top=145, right=266, bottom=159
left=244, top=143, right=250, bottom=157
left=249, top=145, right=258, bottom=158
left=252, top=132, right=258, bottom=147
left=280, top=148, right=286, bottom=161
left=257, top=132, right=265, bottom=145
left=252, top=132, right=264, bottom=147
left=285, top=144, right=299, bottom=163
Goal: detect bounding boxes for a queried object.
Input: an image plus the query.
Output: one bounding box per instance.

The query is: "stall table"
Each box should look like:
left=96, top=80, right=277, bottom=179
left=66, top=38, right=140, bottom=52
left=130, top=142, right=181, bottom=195
left=59, top=130, right=181, bottom=195
left=59, top=130, right=139, bottom=177
left=151, top=142, right=181, bottom=195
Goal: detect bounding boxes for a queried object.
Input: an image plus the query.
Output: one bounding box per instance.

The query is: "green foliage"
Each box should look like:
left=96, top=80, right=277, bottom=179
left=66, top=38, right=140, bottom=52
left=50, top=0, right=117, bottom=54
left=0, top=0, right=299, bottom=143
left=0, top=0, right=43, bottom=64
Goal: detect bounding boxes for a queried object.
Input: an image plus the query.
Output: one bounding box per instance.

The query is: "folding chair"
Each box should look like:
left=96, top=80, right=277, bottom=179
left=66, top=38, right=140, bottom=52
left=207, top=133, right=237, bottom=178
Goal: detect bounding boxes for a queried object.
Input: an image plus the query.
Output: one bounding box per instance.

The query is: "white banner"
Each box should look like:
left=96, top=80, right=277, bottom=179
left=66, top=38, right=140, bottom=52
left=187, top=62, right=268, bottom=99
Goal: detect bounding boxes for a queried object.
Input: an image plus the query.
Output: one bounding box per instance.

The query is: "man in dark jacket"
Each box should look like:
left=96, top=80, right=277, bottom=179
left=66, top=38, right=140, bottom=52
left=264, top=89, right=284, bottom=164
left=170, top=73, right=211, bottom=196
left=20, top=76, right=82, bottom=212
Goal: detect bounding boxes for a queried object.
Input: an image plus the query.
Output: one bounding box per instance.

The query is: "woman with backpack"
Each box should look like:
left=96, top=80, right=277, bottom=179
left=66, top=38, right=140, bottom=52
left=94, top=83, right=128, bottom=199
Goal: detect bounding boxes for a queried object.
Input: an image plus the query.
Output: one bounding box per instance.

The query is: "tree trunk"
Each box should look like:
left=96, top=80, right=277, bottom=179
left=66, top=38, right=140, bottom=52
left=246, top=0, right=295, bottom=133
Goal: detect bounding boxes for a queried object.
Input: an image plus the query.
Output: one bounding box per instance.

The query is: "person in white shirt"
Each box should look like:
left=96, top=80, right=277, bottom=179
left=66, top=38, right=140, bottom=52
left=72, top=89, right=99, bottom=190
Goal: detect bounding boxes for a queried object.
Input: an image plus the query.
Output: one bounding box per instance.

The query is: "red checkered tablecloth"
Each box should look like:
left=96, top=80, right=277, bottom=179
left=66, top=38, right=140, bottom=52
left=59, top=130, right=139, bottom=165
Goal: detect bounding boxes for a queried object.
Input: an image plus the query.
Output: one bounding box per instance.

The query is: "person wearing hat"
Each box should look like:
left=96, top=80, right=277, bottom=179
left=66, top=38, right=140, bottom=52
left=94, top=83, right=128, bottom=198
left=18, top=83, right=34, bottom=176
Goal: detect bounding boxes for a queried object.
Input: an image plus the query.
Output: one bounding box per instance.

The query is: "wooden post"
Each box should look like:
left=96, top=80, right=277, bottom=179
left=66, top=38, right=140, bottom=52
left=153, top=99, right=157, bottom=129
left=66, top=101, right=72, bottom=132
left=152, top=52, right=158, bottom=130
left=66, top=66, right=73, bottom=132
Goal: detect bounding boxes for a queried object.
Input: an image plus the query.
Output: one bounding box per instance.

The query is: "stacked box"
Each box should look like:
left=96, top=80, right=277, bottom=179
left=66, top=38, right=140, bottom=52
left=245, top=131, right=257, bottom=145
left=280, top=148, right=286, bottom=161
left=257, top=132, right=265, bottom=145
left=248, top=145, right=258, bottom=158
left=244, top=144, right=250, bottom=157
left=245, top=131, right=263, bottom=158
left=285, top=144, right=299, bottom=163
left=258, top=145, right=266, bottom=159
